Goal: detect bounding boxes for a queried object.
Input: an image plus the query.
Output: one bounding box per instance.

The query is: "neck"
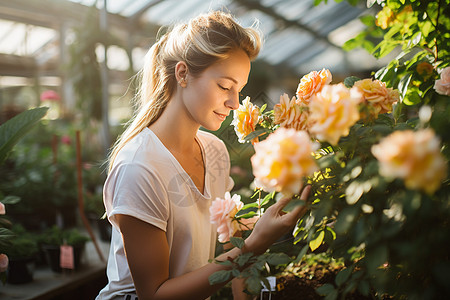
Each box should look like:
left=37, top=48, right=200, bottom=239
left=149, top=96, right=200, bottom=153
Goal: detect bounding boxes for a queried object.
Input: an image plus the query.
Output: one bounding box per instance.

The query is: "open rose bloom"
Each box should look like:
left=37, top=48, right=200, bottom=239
left=231, top=96, right=261, bottom=144
left=251, top=128, right=319, bottom=196
left=274, top=93, right=309, bottom=131
left=434, top=66, right=450, bottom=96
left=354, top=78, right=399, bottom=119
left=210, top=192, right=244, bottom=243
left=308, top=83, right=362, bottom=145
left=296, top=68, right=332, bottom=105
left=371, top=129, right=447, bottom=194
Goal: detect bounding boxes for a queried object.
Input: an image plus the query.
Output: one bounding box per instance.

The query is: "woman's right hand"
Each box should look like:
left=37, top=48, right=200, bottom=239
left=243, top=185, right=311, bottom=255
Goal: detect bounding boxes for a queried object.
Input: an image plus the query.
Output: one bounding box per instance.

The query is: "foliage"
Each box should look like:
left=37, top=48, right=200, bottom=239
left=210, top=1, right=450, bottom=299
left=66, top=5, right=120, bottom=124
left=3, top=225, right=39, bottom=259
left=0, top=122, right=78, bottom=219
left=344, top=0, right=450, bottom=108
left=37, top=225, right=90, bottom=247
left=0, top=106, right=47, bottom=282
left=0, top=107, right=48, bottom=164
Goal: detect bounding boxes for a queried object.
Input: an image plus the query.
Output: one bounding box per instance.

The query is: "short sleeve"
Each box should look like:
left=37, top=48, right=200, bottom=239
left=226, top=175, right=234, bottom=192
left=103, top=162, right=169, bottom=232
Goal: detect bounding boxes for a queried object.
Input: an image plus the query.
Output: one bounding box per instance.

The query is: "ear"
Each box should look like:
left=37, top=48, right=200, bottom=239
left=175, top=61, right=188, bottom=83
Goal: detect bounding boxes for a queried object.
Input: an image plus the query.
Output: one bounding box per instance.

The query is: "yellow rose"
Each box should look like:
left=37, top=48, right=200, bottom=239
left=371, top=129, right=447, bottom=194
left=274, top=93, right=309, bottom=131
left=354, top=79, right=399, bottom=118
left=231, top=96, right=260, bottom=143
left=296, top=69, right=332, bottom=105
left=308, top=83, right=362, bottom=145
left=251, top=128, right=319, bottom=196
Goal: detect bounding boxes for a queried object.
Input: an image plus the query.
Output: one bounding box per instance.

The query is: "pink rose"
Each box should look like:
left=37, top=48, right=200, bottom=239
left=434, top=67, right=450, bottom=96
left=0, top=202, right=5, bottom=215
left=0, top=254, right=8, bottom=273
left=210, top=192, right=244, bottom=243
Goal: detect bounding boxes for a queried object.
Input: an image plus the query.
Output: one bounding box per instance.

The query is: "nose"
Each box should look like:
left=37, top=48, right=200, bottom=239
left=226, top=92, right=240, bottom=110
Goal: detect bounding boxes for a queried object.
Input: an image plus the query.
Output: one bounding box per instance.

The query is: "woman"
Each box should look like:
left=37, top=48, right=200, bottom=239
left=96, top=11, right=310, bottom=300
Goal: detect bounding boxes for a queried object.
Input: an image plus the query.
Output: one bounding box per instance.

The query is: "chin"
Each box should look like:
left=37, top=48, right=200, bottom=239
left=201, top=121, right=223, bottom=132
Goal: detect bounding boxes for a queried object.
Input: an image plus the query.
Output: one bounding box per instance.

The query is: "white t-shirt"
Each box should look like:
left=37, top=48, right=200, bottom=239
left=96, top=128, right=234, bottom=299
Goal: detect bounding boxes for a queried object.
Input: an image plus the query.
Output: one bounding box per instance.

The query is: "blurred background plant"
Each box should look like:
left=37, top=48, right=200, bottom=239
left=0, top=107, right=48, bottom=283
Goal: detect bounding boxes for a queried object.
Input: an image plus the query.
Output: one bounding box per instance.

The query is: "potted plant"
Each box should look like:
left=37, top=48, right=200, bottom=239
left=3, top=225, right=39, bottom=284
left=38, top=225, right=90, bottom=273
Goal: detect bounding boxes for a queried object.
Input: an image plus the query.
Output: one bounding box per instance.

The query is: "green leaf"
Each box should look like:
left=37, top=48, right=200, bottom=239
left=243, top=128, right=270, bottom=143
left=260, top=103, right=267, bottom=114
left=0, top=228, right=14, bottom=240
left=240, top=202, right=259, bottom=210
left=309, top=230, right=325, bottom=251
left=335, top=207, right=358, bottom=234
left=316, top=283, right=337, bottom=296
left=344, top=76, right=361, bottom=88
left=230, top=237, right=245, bottom=249
left=398, top=74, right=413, bottom=98
left=208, top=270, right=232, bottom=285
left=360, top=14, right=374, bottom=26
left=235, top=252, right=254, bottom=267
left=294, top=244, right=309, bottom=263
left=265, top=253, right=291, bottom=266
left=0, top=195, right=20, bottom=205
left=335, top=267, right=353, bottom=287
left=366, top=245, right=388, bottom=274
left=0, top=107, right=48, bottom=164
left=260, top=191, right=275, bottom=207
left=236, top=210, right=257, bottom=219
left=246, top=276, right=262, bottom=294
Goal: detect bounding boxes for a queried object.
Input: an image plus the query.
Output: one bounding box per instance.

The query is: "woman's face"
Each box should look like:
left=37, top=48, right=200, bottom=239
left=180, top=49, right=251, bottom=131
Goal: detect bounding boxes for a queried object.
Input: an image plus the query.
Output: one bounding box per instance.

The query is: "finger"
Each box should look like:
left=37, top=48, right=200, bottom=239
left=299, top=185, right=312, bottom=202
left=283, top=202, right=308, bottom=224
left=272, top=196, right=293, bottom=213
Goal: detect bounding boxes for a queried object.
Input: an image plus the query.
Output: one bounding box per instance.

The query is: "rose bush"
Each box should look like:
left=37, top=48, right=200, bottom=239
left=209, top=1, right=450, bottom=298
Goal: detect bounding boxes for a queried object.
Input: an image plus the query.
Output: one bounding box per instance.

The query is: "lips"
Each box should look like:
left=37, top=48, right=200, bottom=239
left=214, top=112, right=228, bottom=121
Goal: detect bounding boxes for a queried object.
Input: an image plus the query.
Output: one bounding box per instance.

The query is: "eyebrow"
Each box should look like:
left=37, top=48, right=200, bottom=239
left=220, top=76, right=238, bottom=84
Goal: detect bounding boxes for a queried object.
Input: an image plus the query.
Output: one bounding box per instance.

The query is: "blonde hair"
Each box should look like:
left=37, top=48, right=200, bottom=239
left=108, top=11, right=262, bottom=171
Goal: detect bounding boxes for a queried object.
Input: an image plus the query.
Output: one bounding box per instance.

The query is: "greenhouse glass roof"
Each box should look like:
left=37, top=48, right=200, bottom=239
left=0, top=0, right=387, bottom=82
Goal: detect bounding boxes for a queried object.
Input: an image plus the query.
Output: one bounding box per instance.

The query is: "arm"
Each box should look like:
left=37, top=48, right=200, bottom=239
left=117, top=185, right=311, bottom=300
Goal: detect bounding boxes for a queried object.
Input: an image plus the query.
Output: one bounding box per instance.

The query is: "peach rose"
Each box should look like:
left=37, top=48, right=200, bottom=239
left=274, top=93, right=309, bottom=131
left=354, top=79, right=399, bottom=118
left=231, top=96, right=261, bottom=143
left=0, top=254, right=8, bottom=273
left=251, top=128, right=319, bottom=196
left=371, top=129, right=447, bottom=194
left=210, top=192, right=244, bottom=243
left=434, top=66, right=450, bottom=96
left=0, top=202, right=5, bottom=215
left=308, top=84, right=362, bottom=145
left=296, top=69, right=332, bottom=105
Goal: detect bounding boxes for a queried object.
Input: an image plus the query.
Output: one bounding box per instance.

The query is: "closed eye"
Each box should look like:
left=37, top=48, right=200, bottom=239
left=218, top=84, right=230, bottom=91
